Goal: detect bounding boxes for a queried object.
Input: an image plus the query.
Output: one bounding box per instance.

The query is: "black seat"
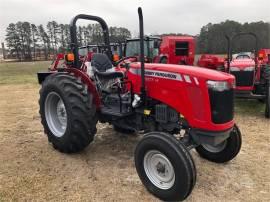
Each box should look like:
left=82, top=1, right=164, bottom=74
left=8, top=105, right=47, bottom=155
left=92, top=53, right=124, bottom=79
left=92, top=53, right=113, bottom=72
left=94, top=70, right=124, bottom=79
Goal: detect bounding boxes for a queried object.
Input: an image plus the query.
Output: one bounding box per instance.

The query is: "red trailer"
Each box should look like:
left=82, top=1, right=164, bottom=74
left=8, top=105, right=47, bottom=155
left=158, top=36, right=195, bottom=65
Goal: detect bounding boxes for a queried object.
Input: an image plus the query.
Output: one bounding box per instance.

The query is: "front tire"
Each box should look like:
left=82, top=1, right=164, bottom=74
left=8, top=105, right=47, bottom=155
left=135, top=132, right=196, bottom=201
left=195, top=124, right=242, bottom=163
left=39, top=73, right=97, bottom=153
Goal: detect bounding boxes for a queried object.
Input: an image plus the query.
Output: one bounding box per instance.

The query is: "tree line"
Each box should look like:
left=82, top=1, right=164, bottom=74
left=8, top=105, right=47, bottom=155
left=5, top=21, right=131, bottom=60
left=4, top=20, right=270, bottom=60
left=196, top=20, right=270, bottom=54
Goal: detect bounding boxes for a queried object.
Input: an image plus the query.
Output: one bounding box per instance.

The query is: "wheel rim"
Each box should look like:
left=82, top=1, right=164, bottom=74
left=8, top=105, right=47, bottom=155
left=45, top=92, right=67, bottom=137
left=202, top=140, right=227, bottom=153
left=143, top=150, right=175, bottom=190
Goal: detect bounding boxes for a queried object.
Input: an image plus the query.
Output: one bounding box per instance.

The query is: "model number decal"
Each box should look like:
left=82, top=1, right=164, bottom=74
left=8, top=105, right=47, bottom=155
left=145, top=70, right=182, bottom=81
left=129, top=68, right=182, bottom=81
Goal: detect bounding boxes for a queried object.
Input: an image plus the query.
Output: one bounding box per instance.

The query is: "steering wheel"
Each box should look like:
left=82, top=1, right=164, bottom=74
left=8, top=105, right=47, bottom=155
left=114, top=56, right=138, bottom=67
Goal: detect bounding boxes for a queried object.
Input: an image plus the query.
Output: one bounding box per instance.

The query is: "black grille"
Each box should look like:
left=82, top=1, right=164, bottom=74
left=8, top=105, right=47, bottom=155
left=230, top=71, right=254, bottom=86
left=208, top=88, right=234, bottom=124
left=155, top=104, right=179, bottom=123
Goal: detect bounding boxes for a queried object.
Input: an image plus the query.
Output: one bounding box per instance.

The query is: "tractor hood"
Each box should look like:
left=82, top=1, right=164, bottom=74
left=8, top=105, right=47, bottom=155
left=230, top=58, right=255, bottom=69
left=129, top=62, right=234, bottom=82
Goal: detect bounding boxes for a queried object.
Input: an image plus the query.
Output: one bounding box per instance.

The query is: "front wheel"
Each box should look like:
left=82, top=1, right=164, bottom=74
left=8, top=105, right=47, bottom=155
left=195, top=124, right=242, bottom=163
left=134, top=132, right=196, bottom=201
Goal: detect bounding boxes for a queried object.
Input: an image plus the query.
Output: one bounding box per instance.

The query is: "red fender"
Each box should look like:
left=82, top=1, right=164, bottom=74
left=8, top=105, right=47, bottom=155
left=66, top=68, right=101, bottom=109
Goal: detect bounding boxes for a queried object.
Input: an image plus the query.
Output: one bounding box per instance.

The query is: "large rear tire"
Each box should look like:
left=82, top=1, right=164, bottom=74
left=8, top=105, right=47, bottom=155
left=195, top=124, right=242, bottom=163
left=134, top=132, right=196, bottom=201
left=39, top=73, right=97, bottom=153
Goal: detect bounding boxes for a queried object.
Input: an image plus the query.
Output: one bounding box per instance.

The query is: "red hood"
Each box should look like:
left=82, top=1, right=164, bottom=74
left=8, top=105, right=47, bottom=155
left=230, top=58, right=255, bottom=68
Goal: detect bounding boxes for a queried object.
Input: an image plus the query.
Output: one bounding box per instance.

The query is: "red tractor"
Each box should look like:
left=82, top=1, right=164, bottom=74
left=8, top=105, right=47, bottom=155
left=37, top=8, right=242, bottom=201
left=124, top=35, right=195, bottom=65
left=225, top=32, right=270, bottom=118
left=197, top=54, right=225, bottom=71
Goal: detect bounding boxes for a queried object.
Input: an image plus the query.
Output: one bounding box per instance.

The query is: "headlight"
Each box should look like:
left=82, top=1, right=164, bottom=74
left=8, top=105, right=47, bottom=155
left=230, top=66, right=240, bottom=71
left=244, top=66, right=255, bottom=71
left=207, top=80, right=230, bottom=92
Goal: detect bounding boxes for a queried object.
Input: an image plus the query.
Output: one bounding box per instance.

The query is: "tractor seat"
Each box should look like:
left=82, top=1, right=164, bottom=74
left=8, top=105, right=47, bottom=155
left=92, top=53, right=124, bottom=79
left=91, top=53, right=113, bottom=72
left=94, top=70, right=124, bottom=79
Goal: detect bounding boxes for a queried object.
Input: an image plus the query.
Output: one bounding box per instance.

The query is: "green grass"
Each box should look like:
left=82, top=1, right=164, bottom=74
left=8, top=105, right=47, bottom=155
left=0, top=61, right=50, bottom=84
left=235, top=99, right=265, bottom=116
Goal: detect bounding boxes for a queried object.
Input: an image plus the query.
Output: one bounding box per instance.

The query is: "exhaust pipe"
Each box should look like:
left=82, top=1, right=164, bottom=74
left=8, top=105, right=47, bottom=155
left=225, top=35, right=231, bottom=69
left=138, top=7, right=146, bottom=101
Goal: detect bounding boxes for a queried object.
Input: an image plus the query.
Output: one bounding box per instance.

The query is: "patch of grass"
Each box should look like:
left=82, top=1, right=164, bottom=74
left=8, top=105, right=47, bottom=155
left=235, top=99, right=265, bottom=116
left=0, top=61, right=50, bottom=84
left=0, top=192, right=4, bottom=202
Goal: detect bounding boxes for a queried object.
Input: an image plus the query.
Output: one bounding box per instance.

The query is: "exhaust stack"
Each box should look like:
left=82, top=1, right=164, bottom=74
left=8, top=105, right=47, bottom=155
left=138, top=7, right=146, bottom=101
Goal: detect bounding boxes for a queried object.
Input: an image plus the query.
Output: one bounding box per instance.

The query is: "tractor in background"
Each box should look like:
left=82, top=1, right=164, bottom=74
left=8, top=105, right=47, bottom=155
left=124, top=35, right=195, bottom=65
left=225, top=32, right=270, bottom=118
left=197, top=54, right=225, bottom=71
left=37, top=7, right=242, bottom=201
left=78, top=43, right=123, bottom=62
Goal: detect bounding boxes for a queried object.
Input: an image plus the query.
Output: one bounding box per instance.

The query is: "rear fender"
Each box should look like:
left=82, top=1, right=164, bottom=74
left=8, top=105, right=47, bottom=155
left=66, top=68, right=101, bottom=108
left=37, top=72, right=54, bottom=84
left=37, top=69, right=101, bottom=109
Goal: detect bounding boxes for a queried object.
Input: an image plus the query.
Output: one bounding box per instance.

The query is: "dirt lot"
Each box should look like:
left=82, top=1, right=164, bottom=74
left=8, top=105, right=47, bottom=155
left=0, top=62, right=269, bottom=201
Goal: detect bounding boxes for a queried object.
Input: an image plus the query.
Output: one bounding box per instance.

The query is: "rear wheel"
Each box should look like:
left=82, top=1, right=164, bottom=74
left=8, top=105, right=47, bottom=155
left=39, top=73, right=97, bottom=153
left=135, top=132, right=196, bottom=201
left=195, top=124, right=242, bottom=163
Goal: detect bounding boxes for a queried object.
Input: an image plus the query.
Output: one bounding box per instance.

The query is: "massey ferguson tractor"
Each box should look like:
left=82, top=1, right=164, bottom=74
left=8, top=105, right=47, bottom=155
left=225, top=32, right=270, bottom=118
left=37, top=8, right=242, bottom=201
left=124, top=35, right=195, bottom=65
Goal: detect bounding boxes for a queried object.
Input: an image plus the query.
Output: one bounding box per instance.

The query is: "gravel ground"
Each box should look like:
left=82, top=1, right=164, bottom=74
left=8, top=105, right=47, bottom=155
left=0, top=84, right=269, bottom=201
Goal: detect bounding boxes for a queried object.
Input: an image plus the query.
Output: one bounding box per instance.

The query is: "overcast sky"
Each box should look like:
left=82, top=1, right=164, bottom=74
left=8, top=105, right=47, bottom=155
left=0, top=0, right=270, bottom=43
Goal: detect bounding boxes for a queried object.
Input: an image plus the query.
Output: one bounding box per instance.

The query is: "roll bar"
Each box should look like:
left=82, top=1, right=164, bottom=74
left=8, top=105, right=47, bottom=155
left=69, top=14, right=111, bottom=68
left=226, top=32, right=258, bottom=69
